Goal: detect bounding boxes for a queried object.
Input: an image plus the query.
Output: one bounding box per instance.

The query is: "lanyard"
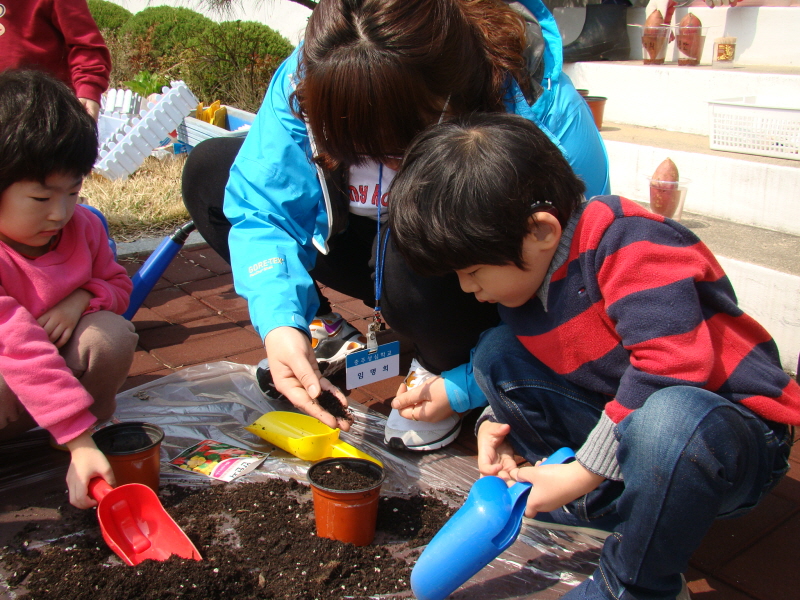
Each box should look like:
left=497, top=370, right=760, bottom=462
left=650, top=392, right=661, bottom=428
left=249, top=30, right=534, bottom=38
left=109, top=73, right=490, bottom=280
left=368, top=163, right=389, bottom=352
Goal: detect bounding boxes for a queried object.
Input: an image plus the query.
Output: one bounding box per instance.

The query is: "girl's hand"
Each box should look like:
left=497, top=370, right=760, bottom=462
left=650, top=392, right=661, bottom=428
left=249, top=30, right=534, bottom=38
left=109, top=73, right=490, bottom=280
left=65, top=430, right=115, bottom=509
left=511, top=461, right=605, bottom=518
left=37, top=289, right=92, bottom=348
left=391, top=376, right=455, bottom=423
left=477, top=421, right=518, bottom=481
left=264, top=326, right=351, bottom=431
left=78, top=98, right=101, bottom=121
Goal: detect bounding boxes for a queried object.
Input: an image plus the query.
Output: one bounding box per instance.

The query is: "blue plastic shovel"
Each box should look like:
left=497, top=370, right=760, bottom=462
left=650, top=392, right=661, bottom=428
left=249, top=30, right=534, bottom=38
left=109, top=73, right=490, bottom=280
left=411, top=447, right=576, bottom=600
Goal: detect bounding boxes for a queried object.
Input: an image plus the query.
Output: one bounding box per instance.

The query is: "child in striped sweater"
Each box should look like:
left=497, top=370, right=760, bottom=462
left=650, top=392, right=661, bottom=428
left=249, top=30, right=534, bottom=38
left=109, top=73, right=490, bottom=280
left=388, top=112, right=799, bottom=600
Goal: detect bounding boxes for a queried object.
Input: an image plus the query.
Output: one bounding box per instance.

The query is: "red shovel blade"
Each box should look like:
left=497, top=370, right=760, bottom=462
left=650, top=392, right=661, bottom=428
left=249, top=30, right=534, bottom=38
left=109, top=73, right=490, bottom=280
left=88, top=478, right=202, bottom=566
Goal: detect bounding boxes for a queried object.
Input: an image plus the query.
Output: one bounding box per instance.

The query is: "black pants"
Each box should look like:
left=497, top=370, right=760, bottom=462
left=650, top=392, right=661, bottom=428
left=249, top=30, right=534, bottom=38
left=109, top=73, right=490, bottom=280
left=181, top=137, right=500, bottom=374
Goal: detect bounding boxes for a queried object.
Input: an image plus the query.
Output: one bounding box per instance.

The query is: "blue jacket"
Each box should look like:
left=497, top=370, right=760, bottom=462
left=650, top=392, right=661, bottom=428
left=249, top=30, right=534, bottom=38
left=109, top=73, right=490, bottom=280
left=224, top=0, right=611, bottom=341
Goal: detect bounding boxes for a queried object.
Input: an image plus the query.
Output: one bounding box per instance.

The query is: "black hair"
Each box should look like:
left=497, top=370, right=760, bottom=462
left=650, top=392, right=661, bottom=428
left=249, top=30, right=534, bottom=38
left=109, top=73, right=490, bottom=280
left=389, top=112, right=585, bottom=277
left=294, top=0, right=528, bottom=170
left=0, top=70, right=98, bottom=195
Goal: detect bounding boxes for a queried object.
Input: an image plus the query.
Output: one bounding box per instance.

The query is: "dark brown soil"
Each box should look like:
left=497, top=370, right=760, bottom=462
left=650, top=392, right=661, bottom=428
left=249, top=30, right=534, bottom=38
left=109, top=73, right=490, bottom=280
left=316, top=389, right=354, bottom=423
left=1, top=478, right=455, bottom=600
left=308, top=460, right=381, bottom=491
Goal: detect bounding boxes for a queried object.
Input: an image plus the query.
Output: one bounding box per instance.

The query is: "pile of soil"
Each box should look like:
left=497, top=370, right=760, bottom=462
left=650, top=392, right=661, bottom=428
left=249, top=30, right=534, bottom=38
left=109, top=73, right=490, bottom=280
left=1, top=478, right=454, bottom=600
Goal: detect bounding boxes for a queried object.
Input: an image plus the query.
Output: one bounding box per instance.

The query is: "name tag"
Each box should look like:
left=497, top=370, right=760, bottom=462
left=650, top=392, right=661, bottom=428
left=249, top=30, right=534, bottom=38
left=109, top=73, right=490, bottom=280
left=345, top=341, right=400, bottom=389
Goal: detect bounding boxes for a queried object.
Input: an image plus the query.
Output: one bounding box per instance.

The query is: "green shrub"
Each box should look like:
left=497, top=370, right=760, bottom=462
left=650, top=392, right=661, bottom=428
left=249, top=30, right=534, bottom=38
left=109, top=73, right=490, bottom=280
left=120, top=6, right=214, bottom=70
left=185, top=20, right=294, bottom=112
left=87, top=0, right=132, bottom=37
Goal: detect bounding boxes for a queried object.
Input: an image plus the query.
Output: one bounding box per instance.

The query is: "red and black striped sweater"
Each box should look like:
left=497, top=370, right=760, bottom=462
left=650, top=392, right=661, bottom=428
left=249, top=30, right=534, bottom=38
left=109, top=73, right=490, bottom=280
left=496, top=196, right=800, bottom=475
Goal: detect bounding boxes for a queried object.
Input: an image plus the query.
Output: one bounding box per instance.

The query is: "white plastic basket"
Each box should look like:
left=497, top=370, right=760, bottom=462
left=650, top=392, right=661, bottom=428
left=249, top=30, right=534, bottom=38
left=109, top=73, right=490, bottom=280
left=177, top=106, right=255, bottom=148
left=708, top=96, right=800, bottom=160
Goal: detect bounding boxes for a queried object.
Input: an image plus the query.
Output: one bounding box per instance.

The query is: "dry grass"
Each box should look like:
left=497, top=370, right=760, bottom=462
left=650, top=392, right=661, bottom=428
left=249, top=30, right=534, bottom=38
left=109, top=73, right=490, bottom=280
left=82, top=155, right=191, bottom=243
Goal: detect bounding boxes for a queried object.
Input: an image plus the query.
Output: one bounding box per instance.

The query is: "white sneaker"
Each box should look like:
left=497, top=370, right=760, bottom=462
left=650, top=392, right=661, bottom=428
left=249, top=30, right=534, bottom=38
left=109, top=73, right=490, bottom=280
left=383, top=359, right=462, bottom=452
left=310, top=312, right=366, bottom=376
left=678, top=575, right=691, bottom=600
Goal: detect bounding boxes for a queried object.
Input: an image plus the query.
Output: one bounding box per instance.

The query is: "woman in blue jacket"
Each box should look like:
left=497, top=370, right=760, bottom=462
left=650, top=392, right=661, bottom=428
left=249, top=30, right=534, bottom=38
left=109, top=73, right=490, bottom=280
left=184, top=0, right=610, bottom=450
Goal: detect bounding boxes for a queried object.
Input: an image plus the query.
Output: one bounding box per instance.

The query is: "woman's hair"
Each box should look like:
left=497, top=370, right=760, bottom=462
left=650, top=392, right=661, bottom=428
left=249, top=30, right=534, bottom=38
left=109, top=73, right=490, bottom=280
left=0, top=69, right=98, bottom=195
left=389, top=113, right=585, bottom=277
left=294, top=0, right=528, bottom=170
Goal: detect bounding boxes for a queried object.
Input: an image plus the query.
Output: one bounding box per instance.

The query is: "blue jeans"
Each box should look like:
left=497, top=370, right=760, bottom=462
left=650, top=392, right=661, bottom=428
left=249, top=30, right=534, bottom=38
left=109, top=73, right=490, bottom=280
left=473, top=324, right=792, bottom=600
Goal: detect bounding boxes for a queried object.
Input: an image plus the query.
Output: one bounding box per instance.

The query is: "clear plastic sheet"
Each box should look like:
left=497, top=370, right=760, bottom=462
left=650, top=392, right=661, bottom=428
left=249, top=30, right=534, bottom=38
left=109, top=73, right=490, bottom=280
left=2, top=361, right=602, bottom=598
left=113, top=362, right=603, bottom=598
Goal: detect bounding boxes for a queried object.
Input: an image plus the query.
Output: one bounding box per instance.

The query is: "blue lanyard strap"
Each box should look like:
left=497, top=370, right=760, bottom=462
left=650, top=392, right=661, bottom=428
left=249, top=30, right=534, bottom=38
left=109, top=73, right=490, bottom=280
left=374, top=163, right=389, bottom=311
left=369, top=164, right=389, bottom=351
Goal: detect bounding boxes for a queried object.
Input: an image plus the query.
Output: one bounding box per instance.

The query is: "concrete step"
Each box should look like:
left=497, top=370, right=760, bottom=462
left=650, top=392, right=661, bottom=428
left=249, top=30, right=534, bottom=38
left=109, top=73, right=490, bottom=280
left=601, top=122, right=800, bottom=235
left=555, top=6, right=800, bottom=68
left=564, top=62, right=800, bottom=136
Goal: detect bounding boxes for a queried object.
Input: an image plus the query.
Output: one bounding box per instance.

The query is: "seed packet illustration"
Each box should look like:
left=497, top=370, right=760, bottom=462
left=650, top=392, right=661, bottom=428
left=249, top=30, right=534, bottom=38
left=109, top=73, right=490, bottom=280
left=170, top=439, right=268, bottom=482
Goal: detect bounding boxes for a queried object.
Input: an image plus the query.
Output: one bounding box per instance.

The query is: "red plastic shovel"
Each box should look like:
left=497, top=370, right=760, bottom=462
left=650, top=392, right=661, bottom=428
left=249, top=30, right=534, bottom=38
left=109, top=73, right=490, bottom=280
left=88, top=478, right=202, bottom=566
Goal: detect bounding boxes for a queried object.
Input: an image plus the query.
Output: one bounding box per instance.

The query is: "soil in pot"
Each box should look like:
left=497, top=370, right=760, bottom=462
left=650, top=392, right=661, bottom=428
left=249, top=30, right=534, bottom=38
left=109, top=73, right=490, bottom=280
left=0, top=478, right=454, bottom=600
left=310, top=459, right=381, bottom=491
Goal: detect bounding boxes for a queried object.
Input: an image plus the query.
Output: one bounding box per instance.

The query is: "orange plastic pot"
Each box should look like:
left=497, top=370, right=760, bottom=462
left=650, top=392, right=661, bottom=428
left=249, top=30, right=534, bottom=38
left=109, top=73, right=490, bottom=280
left=585, top=96, right=607, bottom=130
left=92, top=422, right=164, bottom=493
left=307, top=458, right=385, bottom=546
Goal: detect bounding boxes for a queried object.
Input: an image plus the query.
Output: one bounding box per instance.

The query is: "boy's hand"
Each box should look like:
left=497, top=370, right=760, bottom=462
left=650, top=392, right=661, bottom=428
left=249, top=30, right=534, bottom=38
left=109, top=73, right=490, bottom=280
left=392, top=376, right=456, bottom=423
left=65, top=430, right=115, bottom=509
left=511, top=461, right=605, bottom=518
left=477, top=421, right=518, bottom=481
left=264, top=326, right=351, bottom=432
left=37, top=289, right=92, bottom=348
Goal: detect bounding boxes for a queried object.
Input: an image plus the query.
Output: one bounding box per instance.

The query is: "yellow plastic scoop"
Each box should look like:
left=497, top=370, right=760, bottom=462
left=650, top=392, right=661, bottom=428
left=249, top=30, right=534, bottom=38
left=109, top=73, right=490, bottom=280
left=245, top=411, right=382, bottom=466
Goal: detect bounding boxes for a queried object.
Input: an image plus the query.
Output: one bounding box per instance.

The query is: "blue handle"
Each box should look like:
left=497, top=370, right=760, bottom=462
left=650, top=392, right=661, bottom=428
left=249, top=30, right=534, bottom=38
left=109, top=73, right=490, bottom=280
left=411, top=447, right=575, bottom=600
left=122, top=222, right=195, bottom=320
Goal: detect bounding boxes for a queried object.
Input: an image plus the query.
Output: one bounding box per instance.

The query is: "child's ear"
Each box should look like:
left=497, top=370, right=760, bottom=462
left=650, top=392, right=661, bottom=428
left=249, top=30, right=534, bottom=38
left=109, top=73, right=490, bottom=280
left=527, top=213, right=562, bottom=248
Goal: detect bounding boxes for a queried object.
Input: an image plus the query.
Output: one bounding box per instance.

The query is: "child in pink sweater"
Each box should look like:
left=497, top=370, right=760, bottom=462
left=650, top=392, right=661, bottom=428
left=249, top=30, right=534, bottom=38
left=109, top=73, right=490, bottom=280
left=0, top=70, right=137, bottom=508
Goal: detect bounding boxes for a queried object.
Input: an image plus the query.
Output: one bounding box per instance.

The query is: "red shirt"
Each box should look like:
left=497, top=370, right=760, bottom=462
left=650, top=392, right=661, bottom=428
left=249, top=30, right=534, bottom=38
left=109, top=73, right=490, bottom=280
left=0, top=0, right=110, bottom=103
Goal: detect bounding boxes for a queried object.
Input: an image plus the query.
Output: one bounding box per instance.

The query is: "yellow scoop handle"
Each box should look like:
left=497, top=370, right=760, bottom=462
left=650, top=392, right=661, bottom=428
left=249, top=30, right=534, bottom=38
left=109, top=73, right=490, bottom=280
left=244, top=411, right=382, bottom=466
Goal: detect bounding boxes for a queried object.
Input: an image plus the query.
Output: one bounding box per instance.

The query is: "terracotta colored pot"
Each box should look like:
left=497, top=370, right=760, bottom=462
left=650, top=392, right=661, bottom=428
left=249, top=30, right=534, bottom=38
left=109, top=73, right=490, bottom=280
left=585, top=96, right=607, bottom=130
left=307, top=457, right=385, bottom=546
left=92, top=422, right=164, bottom=492
left=576, top=88, right=590, bottom=97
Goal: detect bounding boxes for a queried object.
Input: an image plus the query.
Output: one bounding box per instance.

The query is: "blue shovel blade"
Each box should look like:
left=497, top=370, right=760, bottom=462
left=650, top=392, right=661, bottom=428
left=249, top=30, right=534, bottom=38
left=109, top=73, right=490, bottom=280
left=411, top=447, right=575, bottom=600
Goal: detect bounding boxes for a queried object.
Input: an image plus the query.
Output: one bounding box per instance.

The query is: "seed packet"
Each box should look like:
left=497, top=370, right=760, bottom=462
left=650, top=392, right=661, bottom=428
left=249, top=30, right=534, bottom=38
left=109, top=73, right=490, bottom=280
left=170, top=439, right=268, bottom=482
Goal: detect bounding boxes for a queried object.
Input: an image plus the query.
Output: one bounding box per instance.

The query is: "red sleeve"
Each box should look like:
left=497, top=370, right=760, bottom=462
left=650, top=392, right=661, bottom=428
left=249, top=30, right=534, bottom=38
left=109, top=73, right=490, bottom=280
left=50, top=0, right=111, bottom=103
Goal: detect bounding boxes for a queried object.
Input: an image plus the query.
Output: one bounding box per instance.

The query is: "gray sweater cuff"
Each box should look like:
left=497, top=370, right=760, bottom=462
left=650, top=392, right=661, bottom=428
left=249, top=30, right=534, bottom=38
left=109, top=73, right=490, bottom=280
left=575, top=412, right=623, bottom=481
left=474, top=406, right=497, bottom=436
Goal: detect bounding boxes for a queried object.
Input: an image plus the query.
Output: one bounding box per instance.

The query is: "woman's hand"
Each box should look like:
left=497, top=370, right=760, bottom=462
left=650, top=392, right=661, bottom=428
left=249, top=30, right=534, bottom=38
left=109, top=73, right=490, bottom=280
left=477, top=421, right=518, bottom=481
left=65, top=430, right=115, bottom=509
left=37, top=289, right=92, bottom=348
left=511, top=461, right=604, bottom=518
left=391, top=375, right=456, bottom=423
left=264, top=326, right=351, bottom=431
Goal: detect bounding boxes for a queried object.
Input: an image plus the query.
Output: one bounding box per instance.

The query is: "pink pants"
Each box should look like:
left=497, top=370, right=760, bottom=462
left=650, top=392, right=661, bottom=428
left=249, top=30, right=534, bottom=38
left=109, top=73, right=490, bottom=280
left=0, top=311, right=138, bottom=440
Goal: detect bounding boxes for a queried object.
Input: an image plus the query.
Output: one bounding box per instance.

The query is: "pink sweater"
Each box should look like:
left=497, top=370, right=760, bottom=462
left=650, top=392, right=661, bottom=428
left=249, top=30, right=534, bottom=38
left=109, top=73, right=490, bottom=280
left=0, top=206, right=132, bottom=443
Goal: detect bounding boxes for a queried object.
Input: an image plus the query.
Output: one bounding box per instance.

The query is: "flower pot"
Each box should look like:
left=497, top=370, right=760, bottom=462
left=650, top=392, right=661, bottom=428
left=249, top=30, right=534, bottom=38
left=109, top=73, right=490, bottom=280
left=307, top=457, right=385, bottom=546
left=585, top=96, right=607, bottom=130
left=92, top=422, right=164, bottom=493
